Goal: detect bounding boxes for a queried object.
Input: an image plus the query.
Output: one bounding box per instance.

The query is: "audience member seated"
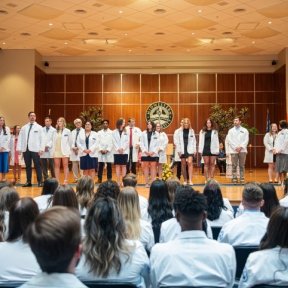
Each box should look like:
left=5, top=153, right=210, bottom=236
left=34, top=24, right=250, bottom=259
left=19, top=206, right=87, bottom=288
left=218, top=183, right=269, bottom=246
left=76, top=197, right=149, bottom=287
left=0, top=197, right=40, bottom=283
left=0, top=186, right=19, bottom=241
left=259, top=183, right=279, bottom=218
left=280, top=178, right=288, bottom=207
left=33, top=178, right=58, bottom=213
left=238, top=206, right=288, bottom=288
left=123, top=173, right=148, bottom=220
left=150, top=186, right=236, bottom=288
left=146, top=179, right=173, bottom=243
left=93, top=180, right=120, bottom=201
left=118, top=186, right=154, bottom=251
left=52, top=185, right=79, bottom=209
left=165, top=176, right=181, bottom=204
left=76, top=176, right=95, bottom=218
left=203, top=179, right=234, bottom=227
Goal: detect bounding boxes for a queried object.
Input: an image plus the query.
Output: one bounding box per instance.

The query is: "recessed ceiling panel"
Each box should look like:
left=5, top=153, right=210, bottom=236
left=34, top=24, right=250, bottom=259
left=177, top=17, right=217, bottom=30
left=236, top=22, right=259, bottom=30
left=184, top=0, right=221, bottom=5
left=40, top=28, right=78, bottom=40
left=258, top=2, right=288, bottom=18
left=18, top=4, right=63, bottom=20
left=116, top=38, right=144, bottom=48
left=103, top=18, right=143, bottom=30
left=242, top=27, right=280, bottom=39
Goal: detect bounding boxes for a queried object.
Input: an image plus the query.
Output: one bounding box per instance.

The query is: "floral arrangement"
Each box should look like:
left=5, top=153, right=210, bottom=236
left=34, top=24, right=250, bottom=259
left=161, top=163, right=173, bottom=181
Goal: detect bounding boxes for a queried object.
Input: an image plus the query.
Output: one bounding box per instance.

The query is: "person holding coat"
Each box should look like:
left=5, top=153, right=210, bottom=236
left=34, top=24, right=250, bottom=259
left=198, top=118, right=219, bottom=182
left=0, top=116, right=11, bottom=182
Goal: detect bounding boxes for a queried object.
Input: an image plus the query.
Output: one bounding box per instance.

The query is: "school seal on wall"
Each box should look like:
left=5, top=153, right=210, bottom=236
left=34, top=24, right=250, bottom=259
left=145, top=101, right=174, bottom=129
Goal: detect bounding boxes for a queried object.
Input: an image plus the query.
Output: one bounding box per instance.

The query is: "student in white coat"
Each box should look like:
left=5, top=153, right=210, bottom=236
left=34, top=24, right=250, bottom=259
left=70, top=118, right=84, bottom=182
left=17, top=112, right=44, bottom=187
left=150, top=186, right=236, bottom=288
left=140, top=121, right=160, bottom=187
left=112, top=118, right=129, bottom=186
left=40, top=116, right=56, bottom=181
left=238, top=206, right=288, bottom=288
left=280, top=179, right=288, bottom=208
left=198, top=118, right=219, bottom=182
left=126, top=118, right=142, bottom=175
left=155, top=123, right=168, bottom=179
left=77, top=121, right=98, bottom=180
left=51, top=117, right=71, bottom=184
left=227, top=117, right=249, bottom=184
left=97, top=120, right=113, bottom=183
left=263, top=123, right=278, bottom=183
left=175, top=118, right=196, bottom=185
left=0, top=116, right=11, bottom=182
left=173, top=119, right=184, bottom=180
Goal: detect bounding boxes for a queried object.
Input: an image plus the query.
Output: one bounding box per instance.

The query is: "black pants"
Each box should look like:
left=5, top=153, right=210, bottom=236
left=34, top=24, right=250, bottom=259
left=98, top=162, right=112, bottom=180
left=23, top=149, right=42, bottom=183
left=217, top=159, right=226, bottom=173
left=126, top=147, right=137, bottom=174
left=40, top=158, right=55, bottom=180
left=176, top=161, right=182, bottom=179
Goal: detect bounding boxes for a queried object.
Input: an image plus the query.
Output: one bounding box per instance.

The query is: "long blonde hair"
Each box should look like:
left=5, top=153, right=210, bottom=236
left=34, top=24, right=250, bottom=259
left=56, top=117, right=66, bottom=132
left=117, top=187, right=141, bottom=239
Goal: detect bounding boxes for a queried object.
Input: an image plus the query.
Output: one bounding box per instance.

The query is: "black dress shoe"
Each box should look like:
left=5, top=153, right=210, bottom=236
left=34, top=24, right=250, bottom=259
left=38, top=182, right=43, bottom=187
left=22, top=182, right=32, bottom=187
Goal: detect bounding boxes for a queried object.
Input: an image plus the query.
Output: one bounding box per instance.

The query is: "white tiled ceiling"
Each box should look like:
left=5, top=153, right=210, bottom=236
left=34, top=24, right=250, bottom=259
left=0, top=0, right=287, bottom=56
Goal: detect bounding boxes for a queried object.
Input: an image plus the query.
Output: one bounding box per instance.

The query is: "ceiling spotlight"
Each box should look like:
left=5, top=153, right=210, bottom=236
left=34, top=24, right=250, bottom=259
left=268, top=21, right=272, bottom=24
left=191, top=32, right=195, bottom=35
left=119, top=10, right=123, bottom=14
left=128, top=49, right=132, bottom=52
left=198, top=9, right=202, bottom=13
left=2, top=42, right=6, bottom=45
left=154, top=9, right=166, bottom=14
left=64, top=42, right=68, bottom=45
left=233, top=8, right=246, bottom=13
left=74, top=9, right=87, bottom=14
left=124, top=33, right=128, bottom=36
left=0, top=10, right=8, bottom=15
left=252, top=41, right=255, bottom=44
left=49, top=23, right=53, bottom=26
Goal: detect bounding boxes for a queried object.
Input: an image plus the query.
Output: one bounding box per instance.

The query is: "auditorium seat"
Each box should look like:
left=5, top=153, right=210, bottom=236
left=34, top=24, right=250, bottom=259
left=0, top=282, right=25, bottom=288
left=211, top=226, right=222, bottom=240
left=159, top=286, right=221, bottom=288
left=234, top=246, right=258, bottom=280
left=82, top=282, right=137, bottom=288
left=251, top=285, right=288, bottom=288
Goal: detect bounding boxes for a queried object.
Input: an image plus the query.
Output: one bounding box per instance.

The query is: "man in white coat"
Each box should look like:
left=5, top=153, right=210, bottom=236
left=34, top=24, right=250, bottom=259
left=17, top=112, right=44, bottom=187
left=40, top=116, right=56, bottom=181
left=227, top=117, right=249, bottom=184
left=150, top=186, right=236, bottom=288
left=70, top=118, right=84, bottom=182
left=97, top=119, right=113, bottom=183
left=126, top=118, right=142, bottom=175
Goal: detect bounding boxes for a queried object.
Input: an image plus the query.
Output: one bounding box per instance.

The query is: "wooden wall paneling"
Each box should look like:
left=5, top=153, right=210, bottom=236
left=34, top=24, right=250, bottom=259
left=85, top=93, right=102, bottom=105
left=198, top=92, right=216, bottom=104
left=160, top=74, right=178, bottom=92
left=85, top=74, right=102, bottom=92
left=236, top=103, right=255, bottom=127
left=45, top=74, right=64, bottom=92
left=255, top=73, right=274, bottom=91
left=217, top=92, right=236, bottom=104
left=255, top=104, right=273, bottom=134
left=34, top=67, right=45, bottom=120
left=255, top=134, right=265, bottom=146
left=255, top=92, right=275, bottom=103
left=179, top=93, right=197, bottom=103
left=103, top=93, right=122, bottom=104
left=160, top=93, right=178, bottom=103
left=122, top=105, right=141, bottom=126
left=198, top=74, right=216, bottom=91
left=217, top=74, right=235, bottom=91
left=179, top=105, right=197, bottom=130
left=66, top=74, right=83, bottom=92
left=236, top=74, right=254, bottom=91
left=122, top=74, right=140, bottom=92
left=102, top=105, right=122, bottom=129
left=236, top=92, right=254, bottom=103
left=42, top=105, right=65, bottom=123
left=141, top=93, right=158, bottom=104
left=197, top=105, right=212, bottom=133
left=103, top=74, right=121, bottom=92
left=122, top=93, right=141, bottom=104
left=66, top=93, right=84, bottom=104
left=43, top=93, right=65, bottom=105
left=65, top=105, right=84, bottom=123
left=179, top=74, right=197, bottom=92
left=141, top=74, right=159, bottom=92
left=255, top=146, right=266, bottom=168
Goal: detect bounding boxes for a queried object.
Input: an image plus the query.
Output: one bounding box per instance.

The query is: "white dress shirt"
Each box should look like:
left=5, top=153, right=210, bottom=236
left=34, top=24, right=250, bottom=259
left=0, top=240, right=40, bottom=283
left=97, top=128, right=114, bottom=163
left=40, top=126, right=56, bottom=158
left=198, top=129, right=219, bottom=155
left=227, top=126, right=249, bottom=153
left=150, top=230, right=236, bottom=288
left=76, top=240, right=149, bottom=288
left=238, top=247, right=288, bottom=288
left=218, top=210, right=269, bottom=246
left=0, top=126, right=11, bottom=151
left=70, top=127, right=84, bottom=161
left=207, top=208, right=234, bottom=227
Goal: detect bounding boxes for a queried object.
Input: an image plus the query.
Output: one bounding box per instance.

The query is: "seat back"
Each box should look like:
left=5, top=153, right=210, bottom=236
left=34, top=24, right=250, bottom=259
left=252, top=285, right=288, bottom=288
left=82, top=282, right=137, bottom=288
left=0, top=282, right=25, bottom=288
left=211, top=226, right=222, bottom=240
left=234, top=246, right=258, bottom=279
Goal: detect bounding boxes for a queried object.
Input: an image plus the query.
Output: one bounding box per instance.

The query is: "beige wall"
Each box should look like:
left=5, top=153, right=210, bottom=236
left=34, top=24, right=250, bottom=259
left=0, top=49, right=35, bottom=127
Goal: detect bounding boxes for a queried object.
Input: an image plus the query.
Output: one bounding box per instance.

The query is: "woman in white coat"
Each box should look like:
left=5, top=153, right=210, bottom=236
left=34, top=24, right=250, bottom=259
left=77, top=121, right=98, bottom=180
left=51, top=117, right=71, bottom=184
left=198, top=118, right=219, bottom=182
left=263, top=123, right=278, bottom=183
left=140, top=121, right=160, bottom=187
left=0, top=117, right=11, bottom=182
left=156, top=123, right=168, bottom=179
left=176, top=118, right=196, bottom=185
left=112, top=118, right=129, bottom=186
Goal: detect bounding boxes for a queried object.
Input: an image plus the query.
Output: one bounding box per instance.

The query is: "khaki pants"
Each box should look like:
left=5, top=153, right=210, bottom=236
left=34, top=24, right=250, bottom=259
left=231, top=152, right=247, bottom=180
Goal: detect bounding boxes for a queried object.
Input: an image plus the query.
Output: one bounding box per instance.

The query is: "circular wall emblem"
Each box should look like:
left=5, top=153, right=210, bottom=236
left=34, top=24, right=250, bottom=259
left=145, top=101, right=174, bottom=129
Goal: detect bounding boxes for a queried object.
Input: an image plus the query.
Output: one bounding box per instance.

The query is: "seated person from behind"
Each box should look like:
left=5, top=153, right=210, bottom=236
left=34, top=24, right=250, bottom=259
left=19, top=206, right=87, bottom=288
left=150, top=186, right=236, bottom=288
left=218, top=182, right=269, bottom=246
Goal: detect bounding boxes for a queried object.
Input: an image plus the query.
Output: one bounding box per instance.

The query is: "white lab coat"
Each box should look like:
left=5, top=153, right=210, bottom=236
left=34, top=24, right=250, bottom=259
left=173, top=127, right=181, bottom=161
left=263, top=132, right=277, bottom=163
left=175, top=128, right=197, bottom=155
left=76, top=240, right=149, bottom=288
left=274, top=128, right=288, bottom=154
left=139, top=219, right=155, bottom=252
left=140, top=131, right=160, bottom=158
left=150, top=230, right=236, bottom=288
left=227, top=126, right=249, bottom=153
left=206, top=208, right=234, bottom=227
left=126, top=126, right=142, bottom=162
left=17, top=122, right=44, bottom=153
left=238, top=247, right=288, bottom=288
left=112, top=129, right=129, bottom=155
left=0, top=126, right=11, bottom=152
left=158, top=131, right=168, bottom=163
left=50, top=128, right=71, bottom=157
left=70, top=128, right=84, bottom=161
left=218, top=210, right=269, bottom=246
left=40, top=126, right=56, bottom=159
left=198, top=129, right=219, bottom=155
left=33, top=194, right=52, bottom=213
left=279, top=195, right=288, bottom=207
left=77, top=130, right=98, bottom=158
left=97, top=128, right=114, bottom=163
left=139, top=195, right=149, bottom=221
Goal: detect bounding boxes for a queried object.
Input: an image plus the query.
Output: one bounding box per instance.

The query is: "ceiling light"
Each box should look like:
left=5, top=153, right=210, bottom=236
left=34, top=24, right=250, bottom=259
left=234, top=8, right=246, bottom=13
left=64, top=42, right=68, bottom=45
left=128, top=49, right=132, bottom=52
left=198, top=9, right=202, bottom=13
left=268, top=21, right=272, bottom=24
left=191, top=32, right=195, bottom=35
left=213, top=48, right=222, bottom=51
left=155, top=48, right=163, bottom=51
left=97, top=49, right=105, bottom=52
left=88, top=32, right=98, bottom=35
left=0, top=10, right=8, bottom=15
left=74, top=9, right=87, bottom=14
left=154, top=9, right=166, bottom=14
left=104, top=28, right=112, bottom=31
left=49, top=23, right=53, bottom=26
left=222, top=31, right=232, bottom=35
left=186, top=49, right=191, bottom=52
left=119, top=10, right=123, bottom=14
left=84, top=38, right=118, bottom=45
left=2, top=42, right=6, bottom=45
left=170, top=45, right=176, bottom=48
left=155, top=32, right=165, bottom=35
left=252, top=41, right=255, bottom=44
left=20, top=32, right=31, bottom=36
left=124, top=33, right=128, bottom=36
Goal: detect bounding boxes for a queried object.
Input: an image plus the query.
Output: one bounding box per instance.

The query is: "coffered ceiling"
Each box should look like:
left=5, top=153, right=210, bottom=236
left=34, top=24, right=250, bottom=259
left=0, top=0, right=287, bottom=56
